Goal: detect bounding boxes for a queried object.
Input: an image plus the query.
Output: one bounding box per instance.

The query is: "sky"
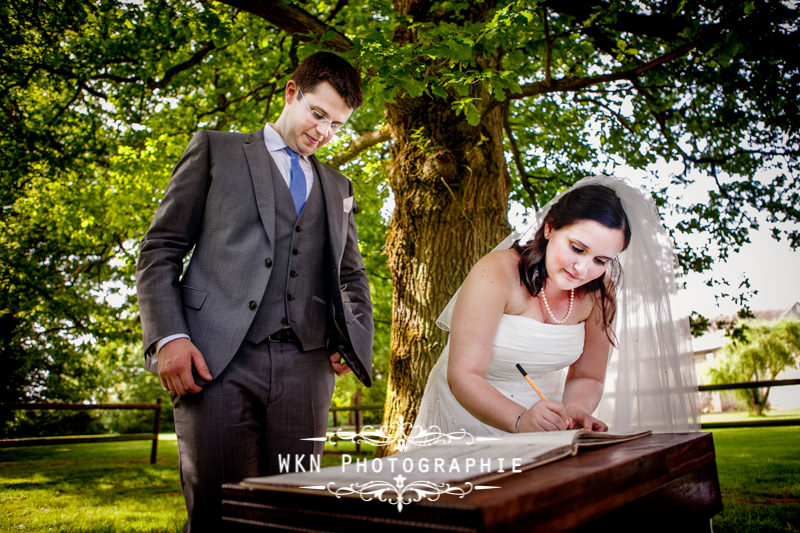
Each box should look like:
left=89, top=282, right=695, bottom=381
left=652, top=163, right=800, bottom=318
left=675, top=227, right=800, bottom=317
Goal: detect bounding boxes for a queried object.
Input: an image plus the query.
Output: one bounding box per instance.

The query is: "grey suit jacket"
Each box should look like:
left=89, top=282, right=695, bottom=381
left=135, top=129, right=373, bottom=386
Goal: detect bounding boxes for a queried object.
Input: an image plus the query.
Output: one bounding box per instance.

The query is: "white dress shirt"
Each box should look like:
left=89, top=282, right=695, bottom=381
left=263, top=123, right=313, bottom=201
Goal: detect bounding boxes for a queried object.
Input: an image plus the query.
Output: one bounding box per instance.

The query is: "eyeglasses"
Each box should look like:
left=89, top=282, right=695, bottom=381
left=298, top=88, right=344, bottom=135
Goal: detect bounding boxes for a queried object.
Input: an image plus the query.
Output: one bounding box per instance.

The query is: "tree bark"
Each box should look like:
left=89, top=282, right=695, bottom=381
left=220, top=0, right=353, bottom=52
left=379, top=85, right=510, bottom=454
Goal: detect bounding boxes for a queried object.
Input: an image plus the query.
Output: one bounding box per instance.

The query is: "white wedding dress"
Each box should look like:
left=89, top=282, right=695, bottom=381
left=412, top=314, right=586, bottom=437
left=410, top=176, right=699, bottom=442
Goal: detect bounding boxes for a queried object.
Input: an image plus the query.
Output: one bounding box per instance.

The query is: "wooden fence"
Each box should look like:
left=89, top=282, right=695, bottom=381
left=328, top=403, right=384, bottom=453
left=0, top=399, right=163, bottom=464
left=2, top=378, right=798, bottom=460
left=326, top=379, right=800, bottom=435
left=698, top=378, right=800, bottom=428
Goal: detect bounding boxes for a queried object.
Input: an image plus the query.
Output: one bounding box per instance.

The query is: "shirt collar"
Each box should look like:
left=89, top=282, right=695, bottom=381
left=263, top=124, right=306, bottom=159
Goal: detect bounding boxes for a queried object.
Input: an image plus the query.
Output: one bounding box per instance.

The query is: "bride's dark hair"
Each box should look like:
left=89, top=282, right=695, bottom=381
left=512, top=185, right=631, bottom=342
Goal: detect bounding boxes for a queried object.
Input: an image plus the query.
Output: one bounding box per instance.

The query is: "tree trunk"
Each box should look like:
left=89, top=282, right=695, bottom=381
left=224, top=0, right=511, bottom=455
left=378, top=87, right=510, bottom=455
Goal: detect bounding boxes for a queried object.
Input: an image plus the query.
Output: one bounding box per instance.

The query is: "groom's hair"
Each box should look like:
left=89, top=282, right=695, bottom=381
left=292, top=52, right=363, bottom=110
left=513, top=184, right=630, bottom=344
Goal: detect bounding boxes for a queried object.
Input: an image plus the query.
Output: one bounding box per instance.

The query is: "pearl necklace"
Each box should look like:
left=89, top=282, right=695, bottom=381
left=539, top=287, right=575, bottom=324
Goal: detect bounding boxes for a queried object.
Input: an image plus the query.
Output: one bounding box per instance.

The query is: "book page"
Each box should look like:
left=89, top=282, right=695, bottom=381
left=574, top=429, right=652, bottom=446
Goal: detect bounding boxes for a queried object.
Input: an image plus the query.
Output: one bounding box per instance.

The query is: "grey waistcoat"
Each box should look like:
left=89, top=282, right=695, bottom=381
left=245, top=169, right=330, bottom=350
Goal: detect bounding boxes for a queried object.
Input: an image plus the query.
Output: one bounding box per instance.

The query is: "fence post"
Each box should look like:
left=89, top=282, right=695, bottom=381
left=352, top=391, right=363, bottom=454
left=355, top=407, right=363, bottom=454
left=150, top=398, right=162, bottom=464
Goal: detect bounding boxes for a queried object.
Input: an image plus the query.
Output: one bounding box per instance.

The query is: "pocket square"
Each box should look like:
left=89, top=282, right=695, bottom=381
left=343, top=196, right=354, bottom=213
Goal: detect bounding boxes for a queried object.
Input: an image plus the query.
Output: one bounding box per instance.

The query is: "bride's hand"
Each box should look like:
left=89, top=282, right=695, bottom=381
left=519, top=400, right=569, bottom=432
left=564, top=405, right=608, bottom=431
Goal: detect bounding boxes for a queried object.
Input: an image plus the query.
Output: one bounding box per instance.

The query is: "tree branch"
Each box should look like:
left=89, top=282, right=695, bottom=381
left=149, top=41, right=217, bottom=90
left=328, top=127, right=392, bottom=169
left=515, top=31, right=708, bottom=99
left=544, top=0, right=700, bottom=41
left=198, top=78, right=277, bottom=121
left=217, top=0, right=353, bottom=52
left=502, top=104, right=539, bottom=209
left=325, top=0, right=349, bottom=23
left=541, top=6, right=552, bottom=88
left=629, top=78, right=800, bottom=176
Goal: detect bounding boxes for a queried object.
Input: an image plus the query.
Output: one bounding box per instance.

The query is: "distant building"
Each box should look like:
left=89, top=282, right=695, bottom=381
left=781, top=301, right=800, bottom=319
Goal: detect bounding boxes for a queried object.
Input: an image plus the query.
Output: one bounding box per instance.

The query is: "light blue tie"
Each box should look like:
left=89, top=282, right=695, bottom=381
left=283, top=146, right=306, bottom=214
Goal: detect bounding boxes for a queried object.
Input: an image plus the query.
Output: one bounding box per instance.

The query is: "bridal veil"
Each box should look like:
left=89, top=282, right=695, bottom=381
left=434, top=175, right=699, bottom=433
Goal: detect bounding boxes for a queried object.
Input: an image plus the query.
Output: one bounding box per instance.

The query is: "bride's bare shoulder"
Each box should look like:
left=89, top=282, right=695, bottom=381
left=459, top=249, right=520, bottom=292
left=473, top=248, right=520, bottom=276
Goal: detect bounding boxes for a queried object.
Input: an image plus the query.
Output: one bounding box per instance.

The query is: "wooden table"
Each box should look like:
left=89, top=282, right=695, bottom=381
left=222, top=432, right=722, bottom=532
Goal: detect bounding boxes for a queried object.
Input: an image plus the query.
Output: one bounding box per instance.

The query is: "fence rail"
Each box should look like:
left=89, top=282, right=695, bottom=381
left=0, top=399, right=163, bottom=464
left=327, top=404, right=384, bottom=453
left=3, top=378, right=798, bottom=456
left=698, top=378, right=800, bottom=429
left=326, top=379, right=800, bottom=434
left=698, top=378, right=800, bottom=392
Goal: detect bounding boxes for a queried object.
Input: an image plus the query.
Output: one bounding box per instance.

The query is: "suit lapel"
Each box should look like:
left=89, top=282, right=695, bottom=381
left=243, top=130, right=276, bottom=244
left=314, top=158, right=346, bottom=267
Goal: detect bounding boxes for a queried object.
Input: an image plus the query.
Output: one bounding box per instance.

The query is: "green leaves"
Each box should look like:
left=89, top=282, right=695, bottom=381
left=2, top=0, right=798, bottom=409
left=0, top=0, right=246, bottom=405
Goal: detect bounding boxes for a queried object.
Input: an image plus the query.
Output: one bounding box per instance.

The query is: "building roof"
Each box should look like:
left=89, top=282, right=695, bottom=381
left=692, top=301, right=800, bottom=356
left=781, top=302, right=800, bottom=319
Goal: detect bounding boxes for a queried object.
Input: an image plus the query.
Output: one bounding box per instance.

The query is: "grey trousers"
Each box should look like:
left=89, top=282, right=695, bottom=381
left=172, top=339, right=335, bottom=532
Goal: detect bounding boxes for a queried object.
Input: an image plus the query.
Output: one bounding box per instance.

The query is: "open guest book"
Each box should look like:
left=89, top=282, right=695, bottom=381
left=242, top=429, right=652, bottom=491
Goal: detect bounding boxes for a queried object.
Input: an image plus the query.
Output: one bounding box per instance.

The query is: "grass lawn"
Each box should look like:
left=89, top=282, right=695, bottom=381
left=1, top=437, right=186, bottom=532
left=1, top=418, right=797, bottom=532
left=708, top=425, right=800, bottom=533
left=701, top=407, right=800, bottom=425
left=0, top=435, right=373, bottom=532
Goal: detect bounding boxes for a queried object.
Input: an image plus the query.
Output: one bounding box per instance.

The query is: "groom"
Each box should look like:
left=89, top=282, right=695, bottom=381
left=136, top=52, right=373, bottom=531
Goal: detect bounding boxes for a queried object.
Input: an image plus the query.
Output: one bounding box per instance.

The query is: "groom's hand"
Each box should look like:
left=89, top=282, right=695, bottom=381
left=158, top=337, right=212, bottom=396
left=329, top=352, right=352, bottom=376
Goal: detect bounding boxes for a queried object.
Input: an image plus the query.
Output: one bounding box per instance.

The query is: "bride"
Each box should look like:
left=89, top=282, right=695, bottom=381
left=412, top=175, right=698, bottom=439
